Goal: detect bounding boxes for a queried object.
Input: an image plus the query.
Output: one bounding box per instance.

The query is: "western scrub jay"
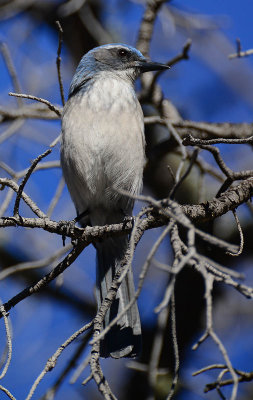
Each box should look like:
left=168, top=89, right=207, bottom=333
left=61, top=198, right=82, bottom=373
left=61, top=43, right=168, bottom=358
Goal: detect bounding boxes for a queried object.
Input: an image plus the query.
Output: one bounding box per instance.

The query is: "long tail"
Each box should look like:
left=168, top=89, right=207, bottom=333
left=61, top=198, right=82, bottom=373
left=96, top=235, right=141, bottom=358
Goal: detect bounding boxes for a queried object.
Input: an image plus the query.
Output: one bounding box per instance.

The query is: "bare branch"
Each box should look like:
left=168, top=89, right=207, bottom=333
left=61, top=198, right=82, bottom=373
left=9, top=93, right=62, bottom=117
left=167, top=292, right=179, bottom=400
left=0, top=306, right=12, bottom=380
left=229, top=39, right=253, bottom=59
left=0, top=42, right=23, bottom=107
left=0, top=385, right=16, bottom=400
left=25, top=321, right=93, bottom=400
left=0, top=244, right=72, bottom=281
left=13, top=149, right=52, bottom=218
left=0, top=241, right=87, bottom=318
left=0, top=178, right=46, bottom=218
left=136, top=0, right=167, bottom=57
left=55, top=21, right=65, bottom=106
left=226, top=210, right=244, bottom=256
left=183, top=133, right=253, bottom=145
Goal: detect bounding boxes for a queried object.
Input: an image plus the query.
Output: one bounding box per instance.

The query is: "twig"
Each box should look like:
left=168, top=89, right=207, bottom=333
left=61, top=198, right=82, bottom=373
left=0, top=119, right=24, bottom=145
left=147, top=305, right=170, bottom=400
left=226, top=210, right=244, bottom=256
left=170, top=148, right=199, bottom=199
left=236, top=38, right=241, bottom=56
left=229, top=48, right=253, bottom=59
left=229, top=38, right=253, bottom=59
left=183, top=133, right=253, bottom=145
left=206, top=372, right=253, bottom=393
left=193, top=268, right=239, bottom=399
left=47, top=176, right=65, bottom=218
left=0, top=42, right=23, bottom=107
left=181, top=178, right=253, bottom=223
left=25, top=321, right=93, bottom=400
left=193, top=363, right=253, bottom=391
left=193, top=363, right=228, bottom=376
left=136, top=0, right=167, bottom=57
left=0, top=306, right=12, bottom=380
left=166, top=121, right=187, bottom=196
left=13, top=149, right=52, bottom=218
left=82, top=373, right=93, bottom=386
left=40, top=333, right=91, bottom=399
left=55, top=21, right=65, bottom=106
left=166, top=291, right=179, bottom=400
left=0, top=244, right=72, bottom=281
left=0, top=178, right=46, bottom=218
left=195, top=253, right=243, bottom=280
left=79, top=3, right=113, bottom=46
left=0, top=241, right=87, bottom=318
left=50, top=134, right=61, bottom=147
left=0, top=385, right=16, bottom=400
left=9, top=93, right=61, bottom=117
left=70, top=353, right=91, bottom=384
left=144, top=117, right=253, bottom=141
left=0, top=177, right=251, bottom=247
left=155, top=222, right=196, bottom=313
left=0, top=104, right=61, bottom=121
left=58, top=0, right=87, bottom=17
left=16, top=161, right=60, bottom=180
left=152, top=38, right=192, bottom=85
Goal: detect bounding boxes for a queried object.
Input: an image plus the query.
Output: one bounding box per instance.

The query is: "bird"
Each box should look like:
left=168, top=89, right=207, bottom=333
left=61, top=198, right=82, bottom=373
left=61, top=43, right=169, bottom=358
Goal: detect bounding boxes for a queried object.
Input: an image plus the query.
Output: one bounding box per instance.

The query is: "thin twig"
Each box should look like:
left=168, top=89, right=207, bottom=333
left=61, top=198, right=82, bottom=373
left=0, top=42, right=23, bottom=107
left=152, top=38, right=192, bottom=85
left=226, top=210, right=244, bottom=256
left=0, top=385, right=16, bottom=400
left=9, top=93, right=61, bottom=117
left=147, top=306, right=170, bottom=400
left=13, top=149, right=52, bottom=218
left=0, top=244, right=72, bottom=281
left=0, top=178, right=46, bottom=218
left=167, top=291, right=179, bottom=400
left=47, top=176, right=65, bottom=218
left=136, top=0, right=167, bottom=57
left=0, top=241, right=87, bottom=318
left=170, top=148, right=199, bottom=199
left=55, top=21, right=65, bottom=106
left=183, top=133, right=253, bottom=145
left=0, top=119, right=24, bottom=145
left=0, top=306, right=12, bottom=380
left=229, top=38, right=253, bottom=59
left=25, top=321, right=93, bottom=400
left=193, top=268, right=239, bottom=399
left=40, top=332, right=91, bottom=400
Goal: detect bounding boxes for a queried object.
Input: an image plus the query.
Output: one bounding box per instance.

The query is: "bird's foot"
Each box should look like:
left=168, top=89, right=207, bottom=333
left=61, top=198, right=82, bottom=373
left=58, top=209, right=90, bottom=246
left=58, top=219, right=77, bottom=246
left=122, top=215, right=134, bottom=229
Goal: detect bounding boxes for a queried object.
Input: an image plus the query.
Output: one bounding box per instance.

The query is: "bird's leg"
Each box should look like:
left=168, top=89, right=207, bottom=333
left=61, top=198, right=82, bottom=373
left=120, top=209, right=134, bottom=230
left=74, top=209, right=89, bottom=224
left=59, top=209, right=89, bottom=246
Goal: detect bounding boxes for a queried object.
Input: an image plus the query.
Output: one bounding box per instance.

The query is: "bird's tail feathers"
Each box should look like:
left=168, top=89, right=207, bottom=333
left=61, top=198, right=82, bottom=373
left=96, top=235, right=141, bottom=358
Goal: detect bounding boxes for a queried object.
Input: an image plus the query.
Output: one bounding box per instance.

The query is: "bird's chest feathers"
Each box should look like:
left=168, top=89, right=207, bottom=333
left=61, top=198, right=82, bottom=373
left=65, top=77, right=143, bottom=153
left=61, top=75, right=145, bottom=209
left=86, top=77, right=137, bottom=114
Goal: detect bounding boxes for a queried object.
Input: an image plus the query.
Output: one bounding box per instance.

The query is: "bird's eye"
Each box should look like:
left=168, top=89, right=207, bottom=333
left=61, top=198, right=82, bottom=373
left=117, top=49, right=129, bottom=58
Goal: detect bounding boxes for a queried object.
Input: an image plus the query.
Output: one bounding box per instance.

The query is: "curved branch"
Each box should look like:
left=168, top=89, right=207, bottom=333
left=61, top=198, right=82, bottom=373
left=0, top=179, right=252, bottom=240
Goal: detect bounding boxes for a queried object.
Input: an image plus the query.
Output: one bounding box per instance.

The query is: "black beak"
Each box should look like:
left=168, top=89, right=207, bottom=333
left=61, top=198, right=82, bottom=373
left=137, top=59, right=170, bottom=72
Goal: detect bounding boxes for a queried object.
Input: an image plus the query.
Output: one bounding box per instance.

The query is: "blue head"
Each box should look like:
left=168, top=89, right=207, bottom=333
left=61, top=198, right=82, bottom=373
left=69, top=43, right=169, bottom=97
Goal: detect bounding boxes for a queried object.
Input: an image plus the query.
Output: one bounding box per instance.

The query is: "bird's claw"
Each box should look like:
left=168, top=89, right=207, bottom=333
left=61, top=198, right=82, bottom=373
left=58, top=219, right=77, bottom=246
